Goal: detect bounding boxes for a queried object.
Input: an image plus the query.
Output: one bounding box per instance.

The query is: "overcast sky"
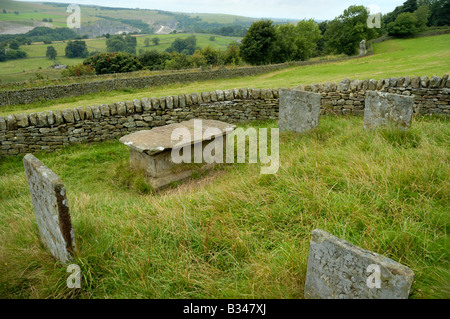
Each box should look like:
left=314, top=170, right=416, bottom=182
left=21, top=0, right=405, bottom=20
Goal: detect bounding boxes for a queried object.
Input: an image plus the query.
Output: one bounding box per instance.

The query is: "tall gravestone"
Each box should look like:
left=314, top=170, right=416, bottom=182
left=364, top=91, right=415, bottom=130
left=304, top=229, right=414, bottom=299
left=23, top=154, right=76, bottom=263
left=279, top=89, right=321, bottom=133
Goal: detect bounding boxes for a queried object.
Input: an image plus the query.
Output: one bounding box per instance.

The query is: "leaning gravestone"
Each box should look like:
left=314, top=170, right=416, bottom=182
left=279, top=89, right=321, bottom=133
left=304, top=229, right=414, bottom=299
left=23, top=154, right=76, bottom=264
left=364, top=91, right=415, bottom=130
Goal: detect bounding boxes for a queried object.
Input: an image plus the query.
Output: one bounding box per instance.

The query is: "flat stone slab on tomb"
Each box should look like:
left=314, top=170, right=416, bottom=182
left=119, top=119, right=236, bottom=155
left=119, top=119, right=236, bottom=189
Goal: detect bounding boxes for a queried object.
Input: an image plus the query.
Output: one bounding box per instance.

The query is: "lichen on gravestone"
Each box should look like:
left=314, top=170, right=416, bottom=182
left=364, top=91, right=415, bottom=130
left=279, top=89, right=321, bottom=134
left=23, top=153, right=76, bottom=264
left=304, top=229, right=414, bottom=299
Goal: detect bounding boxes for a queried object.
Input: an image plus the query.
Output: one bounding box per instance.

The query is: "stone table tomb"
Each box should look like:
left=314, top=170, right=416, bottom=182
left=119, top=119, right=236, bottom=190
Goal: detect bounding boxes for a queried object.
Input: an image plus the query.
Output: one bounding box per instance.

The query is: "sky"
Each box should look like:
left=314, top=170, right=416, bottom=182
left=20, top=0, right=406, bottom=20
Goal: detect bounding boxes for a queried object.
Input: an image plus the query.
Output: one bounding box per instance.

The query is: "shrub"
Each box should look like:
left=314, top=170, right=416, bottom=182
left=5, top=49, right=27, bottom=60
left=83, top=52, right=143, bottom=74
left=138, top=50, right=170, bottom=70
left=61, top=63, right=95, bottom=77
left=164, top=52, right=192, bottom=70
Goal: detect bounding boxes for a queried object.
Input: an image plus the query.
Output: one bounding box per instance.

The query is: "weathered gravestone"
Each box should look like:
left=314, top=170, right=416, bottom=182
left=23, top=154, right=76, bottom=264
left=364, top=91, right=415, bottom=130
left=119, top=119, right=236, bottom=190
left=279, top=89, right=321, bottom=133
left=304, top=229, right=414, bottom=299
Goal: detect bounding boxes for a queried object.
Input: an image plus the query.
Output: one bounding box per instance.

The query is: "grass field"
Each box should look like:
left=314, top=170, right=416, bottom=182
left=0, top=116, right=448, bottom=298
left=0, top=33, right=241, bottom=84
left=1, top=34, right=449, bottom=117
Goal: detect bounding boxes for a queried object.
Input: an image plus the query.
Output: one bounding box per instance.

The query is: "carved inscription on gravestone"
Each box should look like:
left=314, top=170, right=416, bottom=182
left=23, top=153, right=75, bottom=263
left=304, top=229, right=414, bottom=299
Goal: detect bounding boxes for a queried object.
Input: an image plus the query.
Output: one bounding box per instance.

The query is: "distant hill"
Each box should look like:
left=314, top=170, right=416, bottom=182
left=0, top=0, right=262, bottom=37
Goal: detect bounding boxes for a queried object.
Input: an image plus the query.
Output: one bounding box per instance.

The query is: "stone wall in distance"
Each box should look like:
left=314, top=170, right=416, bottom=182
left=0, top=74, right=448, bottom=156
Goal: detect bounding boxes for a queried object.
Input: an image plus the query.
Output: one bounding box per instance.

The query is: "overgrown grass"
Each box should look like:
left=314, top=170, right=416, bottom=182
left=0, top=116, right=448, bottom=298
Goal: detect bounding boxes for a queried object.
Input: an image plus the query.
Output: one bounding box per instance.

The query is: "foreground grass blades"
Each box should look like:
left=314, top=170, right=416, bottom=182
left=0, top=115, right=448, bottom=298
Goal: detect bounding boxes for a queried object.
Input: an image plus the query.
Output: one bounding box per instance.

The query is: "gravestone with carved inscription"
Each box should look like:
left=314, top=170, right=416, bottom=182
left=304, top=229, right=414, bottom=299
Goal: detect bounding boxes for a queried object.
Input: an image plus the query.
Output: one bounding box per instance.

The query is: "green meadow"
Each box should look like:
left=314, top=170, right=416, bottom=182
left=0, top=116, right=448, bottom=298
left=0, top=31, right=449, bottom=299
left=0, top=33, right=241, bottom=84
left=1, top=34, right=448, bottom=116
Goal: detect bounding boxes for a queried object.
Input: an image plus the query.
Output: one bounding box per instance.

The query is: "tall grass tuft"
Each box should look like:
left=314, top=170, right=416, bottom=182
left=0, top=116, right=448, bottom=298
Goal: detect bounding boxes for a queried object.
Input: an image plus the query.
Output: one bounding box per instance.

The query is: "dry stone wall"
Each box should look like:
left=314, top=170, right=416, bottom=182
left=0, top=75, right=448, bottom=156
left=0, top=54, right=372, bottom=107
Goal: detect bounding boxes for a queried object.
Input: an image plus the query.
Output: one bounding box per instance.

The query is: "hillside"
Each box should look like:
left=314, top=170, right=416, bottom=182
left=0, top=0, right=258, bottom=36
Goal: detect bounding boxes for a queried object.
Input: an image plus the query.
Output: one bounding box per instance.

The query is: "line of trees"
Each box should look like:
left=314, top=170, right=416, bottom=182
left=62, top=41, right=242, bottom=77
left=385, top=0, right=449, bottom=37
left=106, top=34, right=137, bottom=55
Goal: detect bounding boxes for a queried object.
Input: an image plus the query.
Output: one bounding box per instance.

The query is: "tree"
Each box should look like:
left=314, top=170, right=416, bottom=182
left=138, top=49, right=170, bottom=70
left=124, top=34, right=137, bottom=54
left=388, top=12, right=419, bottom=36
left=429, top=0, right=450, bottom=26
left=164, top=52, right=192, bottom=70
left=106, top=35, right=126, bottom=52
left=65, top=40, right=88, bottom=58
left=323, top=5, right=377, bottom=56
left=46, top=45, right=57, bottom=60
left=200, top=46, right=222, bottom=66
left=106, top=35, right=137, bottom=54
left=403, top=0, right=419, bottom=13
left=239, top=20, right=276, bottom=65
left=223, top=42, right=241, bottom=66
left=190, top=49, right=207, bottom=67
left=9, top=40, right=19, bottom=50
left=144, top=38, right=150, bottom=47
left=387, top=3, right=432, bottom=37
left=165, top=35, right=197, bottom=55
left=271, top=19, right=321, bottom=62
left=414, top=4, right=431, bottom=31
left=384, top=0, right=422, bottom=27
left=152, top=37, right=160, bottom=45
